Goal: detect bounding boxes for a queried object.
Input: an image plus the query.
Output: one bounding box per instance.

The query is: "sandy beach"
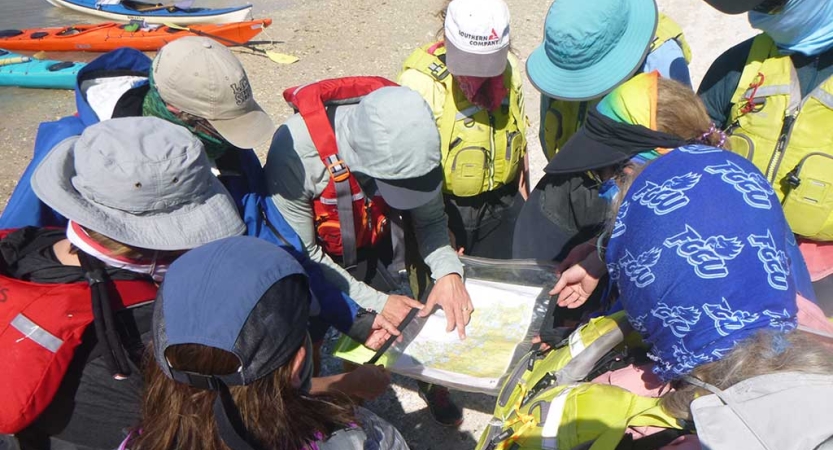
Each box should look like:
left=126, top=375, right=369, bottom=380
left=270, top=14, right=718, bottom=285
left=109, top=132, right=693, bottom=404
left=0, top=1, right=757, bottom=448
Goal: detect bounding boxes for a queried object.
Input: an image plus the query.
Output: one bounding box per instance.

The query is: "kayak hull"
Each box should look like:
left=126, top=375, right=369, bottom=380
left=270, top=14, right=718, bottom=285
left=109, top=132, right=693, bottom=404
left=45, top=0, right=253, bottom=25
left=0, top=50, right=84, bottom=89
left=0, top=19, right=271, bottom=52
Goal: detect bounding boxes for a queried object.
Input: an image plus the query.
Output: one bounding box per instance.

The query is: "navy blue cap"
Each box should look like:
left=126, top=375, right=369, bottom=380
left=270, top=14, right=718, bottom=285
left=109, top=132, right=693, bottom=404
left=152, top=236, right=310, bottom=386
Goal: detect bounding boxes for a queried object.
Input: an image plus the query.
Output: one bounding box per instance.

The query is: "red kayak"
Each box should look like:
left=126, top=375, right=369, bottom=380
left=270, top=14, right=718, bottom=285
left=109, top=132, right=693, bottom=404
left=0, top=19, right=271, bottom=52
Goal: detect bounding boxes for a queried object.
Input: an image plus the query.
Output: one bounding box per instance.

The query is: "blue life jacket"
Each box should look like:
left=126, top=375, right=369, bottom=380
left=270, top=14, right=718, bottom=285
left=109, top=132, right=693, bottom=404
left=0, top=48, right=360, bottom=337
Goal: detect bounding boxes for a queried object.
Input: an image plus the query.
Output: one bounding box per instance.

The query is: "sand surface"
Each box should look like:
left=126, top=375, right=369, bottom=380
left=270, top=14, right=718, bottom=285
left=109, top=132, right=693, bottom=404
left=0, top=1, right=756, bottom=448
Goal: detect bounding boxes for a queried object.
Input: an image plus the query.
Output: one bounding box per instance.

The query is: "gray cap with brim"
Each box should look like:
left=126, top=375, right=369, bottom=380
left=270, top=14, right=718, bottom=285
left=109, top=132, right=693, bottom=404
left=445, top=39, right=510, bottom=77
left=376, top=167, right=443, bottom=210
left=31, top=117, right=245, bottom=251
left=153, top=36, right=276, bottom=149
left=337, top=86, right=442, bottom=209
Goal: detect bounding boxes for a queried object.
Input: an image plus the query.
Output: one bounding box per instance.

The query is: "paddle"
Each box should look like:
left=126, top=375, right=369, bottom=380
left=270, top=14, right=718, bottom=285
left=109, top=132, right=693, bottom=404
left=163, top=22, right=298, bottom=65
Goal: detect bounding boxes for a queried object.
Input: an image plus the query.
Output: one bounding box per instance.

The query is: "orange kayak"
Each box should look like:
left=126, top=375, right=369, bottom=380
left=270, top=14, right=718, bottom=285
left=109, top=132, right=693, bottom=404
left=0, top=19, right=271, bottom=52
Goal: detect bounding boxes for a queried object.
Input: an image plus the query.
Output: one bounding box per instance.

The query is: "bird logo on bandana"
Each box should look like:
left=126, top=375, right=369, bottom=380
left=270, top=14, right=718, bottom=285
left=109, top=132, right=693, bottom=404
left=619, top=248, right=662, bottom=288
left=631, top=173, right=701, bottom=215
left=664, top=225, right=744, bottom=279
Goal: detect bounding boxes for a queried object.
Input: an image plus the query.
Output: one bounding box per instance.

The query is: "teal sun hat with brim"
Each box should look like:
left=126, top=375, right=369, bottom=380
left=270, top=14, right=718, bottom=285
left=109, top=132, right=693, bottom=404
left=526, top=0, right=659, bottom=102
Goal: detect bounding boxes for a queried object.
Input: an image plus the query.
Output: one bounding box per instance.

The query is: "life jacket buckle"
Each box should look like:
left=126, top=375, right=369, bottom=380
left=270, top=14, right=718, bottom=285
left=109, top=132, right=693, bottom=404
left=325, top=154, right=351, bottom=182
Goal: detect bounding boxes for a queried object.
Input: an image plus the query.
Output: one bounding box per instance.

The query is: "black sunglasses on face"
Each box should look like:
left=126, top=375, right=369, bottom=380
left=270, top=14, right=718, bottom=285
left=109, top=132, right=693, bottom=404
left=753, top=0, right=789, bottom=14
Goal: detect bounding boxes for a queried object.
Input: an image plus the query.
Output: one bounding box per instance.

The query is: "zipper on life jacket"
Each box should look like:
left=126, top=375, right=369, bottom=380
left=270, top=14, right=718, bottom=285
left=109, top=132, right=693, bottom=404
left=766, top=110, right=798, bottom=182
left=488, top=112, right=496, bottom=191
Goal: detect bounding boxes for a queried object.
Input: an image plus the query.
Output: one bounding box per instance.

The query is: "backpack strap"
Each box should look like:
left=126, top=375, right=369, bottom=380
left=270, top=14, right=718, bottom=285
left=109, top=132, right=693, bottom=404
left=589, top=402, right=682, bottom=450
left=614, top=429, right=691, bottom=450
left=78, top=251, right=133, bottom=379
left=283, top=77, right=398, bottom=268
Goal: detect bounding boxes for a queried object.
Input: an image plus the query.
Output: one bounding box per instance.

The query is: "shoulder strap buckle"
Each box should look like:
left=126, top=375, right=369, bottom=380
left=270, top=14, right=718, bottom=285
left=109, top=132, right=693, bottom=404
left=428, top=61, right=449, bottom=81
left=325, top=154, right=351, bottom=182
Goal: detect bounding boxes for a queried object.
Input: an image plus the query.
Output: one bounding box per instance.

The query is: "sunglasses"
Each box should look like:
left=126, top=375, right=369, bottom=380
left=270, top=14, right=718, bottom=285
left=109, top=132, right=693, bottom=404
left=177, top=111, right=224, bottom=141
left=752, top=0, right=789, bottom=14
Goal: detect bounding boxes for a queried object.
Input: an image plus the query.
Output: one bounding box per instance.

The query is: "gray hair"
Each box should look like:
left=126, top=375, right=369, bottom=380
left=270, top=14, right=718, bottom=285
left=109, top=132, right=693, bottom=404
left=661, top=329, right=833, bottom=419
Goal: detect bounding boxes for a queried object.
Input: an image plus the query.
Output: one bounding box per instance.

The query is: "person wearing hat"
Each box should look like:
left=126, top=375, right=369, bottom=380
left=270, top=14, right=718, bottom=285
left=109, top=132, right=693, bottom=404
left=124, top=236, right=409, bottom=450
left=1, top=36, right=274, bottom=233
left=526, top=149, right=833, bottom=449
left=265, top=86, right=473, bottom=426
left=0, top=38, right=386, bottom=354
left=601, top=149, right=833, bottom=449
left=398, top=0, right=528, bottom=259
left=514, top=73, right=730, bottom=277
left=513, top=0, right=692, bottom=261
left=698, top=0, right=833, bottom=316
left=536, top=74, right=814, bottom=335
left=1, top=117, right=245, bottom=449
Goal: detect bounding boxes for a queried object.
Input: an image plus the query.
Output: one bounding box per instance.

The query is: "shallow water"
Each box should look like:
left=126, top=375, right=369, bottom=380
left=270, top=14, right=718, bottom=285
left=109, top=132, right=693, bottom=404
left=0, top=0, right=290, bottom=105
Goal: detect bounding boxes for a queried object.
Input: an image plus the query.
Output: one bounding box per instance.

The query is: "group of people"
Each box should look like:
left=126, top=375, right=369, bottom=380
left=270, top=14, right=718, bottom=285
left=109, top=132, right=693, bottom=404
left=0, top=0, right=832, bottom=448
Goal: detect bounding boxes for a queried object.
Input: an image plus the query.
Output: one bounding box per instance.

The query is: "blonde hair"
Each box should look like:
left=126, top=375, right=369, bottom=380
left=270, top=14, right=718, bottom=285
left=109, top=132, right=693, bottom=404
left=77, top=226, right=180, bottom=261
left=655, top=78, right=726, bottom=148
left=661, top=330, right=833, bottom=419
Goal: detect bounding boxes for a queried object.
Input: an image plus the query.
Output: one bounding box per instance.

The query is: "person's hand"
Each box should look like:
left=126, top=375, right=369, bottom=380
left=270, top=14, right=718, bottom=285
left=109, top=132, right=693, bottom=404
left=343, top=364, right=391, bottom=400
left=550, top=253, right=607, bottom=309
left=363, top=314, right=400, bottom=350
left=419, top=274, right=473, bottom=340
left=556, top=239, right=597, bottom=275
left=531, top=335, right=551, bottom=352
left=380, top=294, right=423, bottom=327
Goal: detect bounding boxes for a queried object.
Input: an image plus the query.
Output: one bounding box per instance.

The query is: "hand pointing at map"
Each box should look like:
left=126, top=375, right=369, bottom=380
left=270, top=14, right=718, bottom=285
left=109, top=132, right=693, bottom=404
left=419, top=273, right=473, bottom=340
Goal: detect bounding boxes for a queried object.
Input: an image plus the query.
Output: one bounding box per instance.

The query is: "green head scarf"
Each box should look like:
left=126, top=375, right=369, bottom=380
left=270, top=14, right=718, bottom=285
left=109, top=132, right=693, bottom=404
left=142, top=72, right=235, bottom=160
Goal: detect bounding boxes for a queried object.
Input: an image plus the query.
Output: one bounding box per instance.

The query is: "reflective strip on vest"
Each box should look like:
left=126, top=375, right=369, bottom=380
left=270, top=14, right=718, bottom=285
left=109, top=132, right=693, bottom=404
left=541, top=386, right=574, bottom=450
left=742, top=84, right=792, bottom=100
left=568, top=328, right=587, bottom=357
left=813, top=89, right=833, bottom=110
left=455, top=98, right=511, bottom=121
left=11, top=314, right=63, bottom=352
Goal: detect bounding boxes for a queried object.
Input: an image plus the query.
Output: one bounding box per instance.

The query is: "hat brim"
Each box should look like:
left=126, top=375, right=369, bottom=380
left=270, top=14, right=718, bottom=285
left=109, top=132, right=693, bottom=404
left=703, top=0, right=764, bottom=14
left=526, top=0, right=658, bottom=101
left=209, top=105, right=276, bottom=149
left=544, top=126, right=633, bottom=174
left=445, top=40, right=509, bottom=77
left=31, top=136, right=246, bottom=251
left=375, top=167, right=443, bottom=210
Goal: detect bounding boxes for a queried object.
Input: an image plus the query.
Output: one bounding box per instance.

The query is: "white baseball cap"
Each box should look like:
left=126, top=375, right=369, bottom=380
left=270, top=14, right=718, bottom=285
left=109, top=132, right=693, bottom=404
left=444, top=0, right=511, bottom=77
left=152, top=37, right=276, bottom=149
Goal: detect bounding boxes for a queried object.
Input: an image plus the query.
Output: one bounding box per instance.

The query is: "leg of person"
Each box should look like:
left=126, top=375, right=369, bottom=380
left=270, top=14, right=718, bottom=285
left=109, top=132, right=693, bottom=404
left=512, top=173, right=607, bottom=261
left=416, top=380, right=463, bottom=428
left=446, top=184, right=523, bottom=259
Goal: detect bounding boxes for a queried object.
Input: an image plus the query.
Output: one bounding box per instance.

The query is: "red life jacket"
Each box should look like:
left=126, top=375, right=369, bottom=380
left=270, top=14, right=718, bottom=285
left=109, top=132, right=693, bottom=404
left=0, top=229, right=158, bottom=433
left=283, top=77, right=398, bottom=268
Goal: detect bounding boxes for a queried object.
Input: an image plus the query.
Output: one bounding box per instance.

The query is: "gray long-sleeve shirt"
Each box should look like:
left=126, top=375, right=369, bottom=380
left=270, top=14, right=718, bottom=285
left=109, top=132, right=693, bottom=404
left=264, top=107, right=464, bottom=312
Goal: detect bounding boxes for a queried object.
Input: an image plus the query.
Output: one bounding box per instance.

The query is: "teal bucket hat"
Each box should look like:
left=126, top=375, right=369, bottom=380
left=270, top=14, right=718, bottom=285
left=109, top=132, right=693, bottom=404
left=527, top=0, right=658, bottom=101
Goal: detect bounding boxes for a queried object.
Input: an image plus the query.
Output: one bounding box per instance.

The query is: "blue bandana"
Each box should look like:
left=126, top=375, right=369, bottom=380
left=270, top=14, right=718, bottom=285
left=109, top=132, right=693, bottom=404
left=749, top=0, right=833, bottom=56
left=606, top=145, right=798, bottom=381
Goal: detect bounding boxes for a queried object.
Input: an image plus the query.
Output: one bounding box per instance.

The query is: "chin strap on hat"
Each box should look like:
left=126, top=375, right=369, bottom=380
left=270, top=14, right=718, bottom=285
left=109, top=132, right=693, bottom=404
left=169, top=368, right=264, bottom=450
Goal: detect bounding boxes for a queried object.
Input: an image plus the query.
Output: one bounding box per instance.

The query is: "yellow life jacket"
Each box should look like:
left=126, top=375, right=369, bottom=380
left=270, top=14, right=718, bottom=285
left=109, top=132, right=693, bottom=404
left=726, top=34, right=833, bottom=241
left=540, top=13, right=692, bottom=161
left=477, top=312, right=685, bottom=450
left=400, top=42, right=527, bottom=197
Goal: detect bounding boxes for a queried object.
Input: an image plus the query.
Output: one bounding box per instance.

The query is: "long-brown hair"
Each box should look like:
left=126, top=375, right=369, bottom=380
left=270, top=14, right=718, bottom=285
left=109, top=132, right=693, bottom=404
left=130, top=343, right=357, bottom=450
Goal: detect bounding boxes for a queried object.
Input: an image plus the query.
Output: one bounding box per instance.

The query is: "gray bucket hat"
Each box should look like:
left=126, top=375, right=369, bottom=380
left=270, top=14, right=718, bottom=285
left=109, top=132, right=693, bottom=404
left=340, top=86, right=442, bottom=210
left=31, top=117, right=245, bottom=251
